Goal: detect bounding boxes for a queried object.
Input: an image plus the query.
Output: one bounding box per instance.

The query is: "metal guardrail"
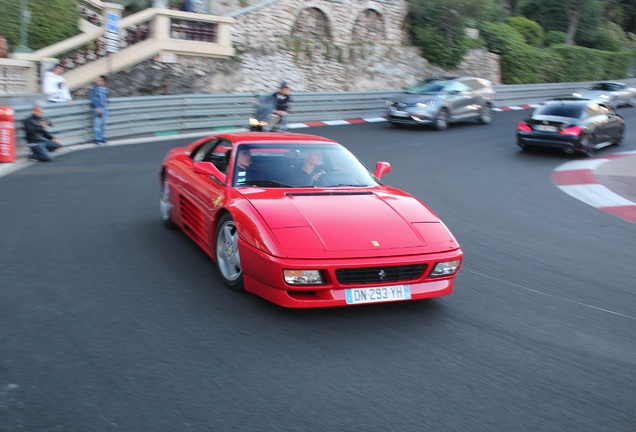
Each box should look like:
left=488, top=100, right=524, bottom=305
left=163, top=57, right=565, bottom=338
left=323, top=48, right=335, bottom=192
left=9, top=78, right=636, bottom=155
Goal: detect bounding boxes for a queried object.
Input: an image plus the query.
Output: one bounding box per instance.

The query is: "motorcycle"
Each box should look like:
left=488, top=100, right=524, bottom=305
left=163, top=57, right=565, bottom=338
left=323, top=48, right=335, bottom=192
left=248, top=93, right=282, bottom=132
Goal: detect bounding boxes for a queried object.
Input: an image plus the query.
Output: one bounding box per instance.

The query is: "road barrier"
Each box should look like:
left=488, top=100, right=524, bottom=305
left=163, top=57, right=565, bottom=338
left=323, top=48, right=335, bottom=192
left=10, top=78, right=636, bottom=156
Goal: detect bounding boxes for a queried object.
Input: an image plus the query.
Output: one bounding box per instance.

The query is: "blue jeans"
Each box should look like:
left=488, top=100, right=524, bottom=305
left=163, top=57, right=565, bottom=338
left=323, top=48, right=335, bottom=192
left=29, top=139, right=62, bottom=162
left=93, top=108, right=108, bottom=142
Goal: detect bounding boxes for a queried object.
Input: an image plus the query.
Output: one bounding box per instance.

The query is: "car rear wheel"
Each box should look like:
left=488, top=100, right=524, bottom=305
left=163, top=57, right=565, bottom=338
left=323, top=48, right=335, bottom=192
left=433, top=109, right=449, bottom=130
left=160, top=177, right=177, bottom=228
left=478, top=105, right=493, bottom=124
left=215, top=213, right=244, bottom=291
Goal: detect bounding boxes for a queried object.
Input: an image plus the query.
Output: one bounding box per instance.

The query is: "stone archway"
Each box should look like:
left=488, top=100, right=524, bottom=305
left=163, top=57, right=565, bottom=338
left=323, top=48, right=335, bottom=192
left=291, top=7, right=332, bottom=42
left=352, top=9, right=384, bottom=42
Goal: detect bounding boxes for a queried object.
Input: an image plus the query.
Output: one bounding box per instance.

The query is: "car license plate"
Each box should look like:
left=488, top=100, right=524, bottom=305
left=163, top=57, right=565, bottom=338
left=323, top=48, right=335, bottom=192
left=345, top=285, right=411, bottom=305
left=393, top=111, right=408, bottom=117
left=535, top=124, right=557, bottom=132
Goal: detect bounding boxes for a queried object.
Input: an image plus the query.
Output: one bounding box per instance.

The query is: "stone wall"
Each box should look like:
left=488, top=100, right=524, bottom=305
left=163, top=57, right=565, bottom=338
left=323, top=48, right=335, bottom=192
left=73, top=0, right=500, bottom=98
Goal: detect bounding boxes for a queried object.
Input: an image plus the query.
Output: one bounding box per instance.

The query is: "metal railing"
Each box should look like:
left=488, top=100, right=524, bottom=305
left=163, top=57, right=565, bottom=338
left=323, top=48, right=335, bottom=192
left=9, top=79, right=636, bottom=156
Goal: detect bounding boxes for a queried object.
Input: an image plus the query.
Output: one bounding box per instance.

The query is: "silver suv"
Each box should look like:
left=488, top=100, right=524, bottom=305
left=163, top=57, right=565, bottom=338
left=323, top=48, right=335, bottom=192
left=386, top=76, right=496, bottom=130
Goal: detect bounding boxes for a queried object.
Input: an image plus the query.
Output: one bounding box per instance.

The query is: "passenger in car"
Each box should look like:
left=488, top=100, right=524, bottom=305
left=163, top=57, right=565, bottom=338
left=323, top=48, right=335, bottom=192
left=234, top=148, right=262, bottom=185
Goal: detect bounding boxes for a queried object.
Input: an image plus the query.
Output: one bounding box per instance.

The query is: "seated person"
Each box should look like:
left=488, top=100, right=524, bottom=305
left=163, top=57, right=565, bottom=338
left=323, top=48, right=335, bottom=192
left=234, top=148, right=262, bottom=185
left=23, top=105, right=64, bottom=162
left=291, top=150, right=326, bottom=186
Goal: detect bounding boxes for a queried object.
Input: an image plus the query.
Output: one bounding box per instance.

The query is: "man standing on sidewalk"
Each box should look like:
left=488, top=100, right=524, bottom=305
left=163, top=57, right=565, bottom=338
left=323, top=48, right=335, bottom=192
left=90, top=75, right=110, bottom=145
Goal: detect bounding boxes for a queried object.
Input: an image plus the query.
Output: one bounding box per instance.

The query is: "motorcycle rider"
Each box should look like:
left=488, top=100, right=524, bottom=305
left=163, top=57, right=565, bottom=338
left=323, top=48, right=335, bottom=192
left=271, top=82, right=291, bottom=131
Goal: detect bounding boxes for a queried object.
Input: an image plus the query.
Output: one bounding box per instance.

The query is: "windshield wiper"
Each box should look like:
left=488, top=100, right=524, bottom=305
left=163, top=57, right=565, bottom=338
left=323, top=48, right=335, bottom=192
left=244, top=180, right=291, bottom=187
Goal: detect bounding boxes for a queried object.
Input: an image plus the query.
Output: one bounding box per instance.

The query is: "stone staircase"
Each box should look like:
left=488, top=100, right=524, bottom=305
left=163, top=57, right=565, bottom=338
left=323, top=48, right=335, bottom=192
left=11, top=0, right=235, bottom=92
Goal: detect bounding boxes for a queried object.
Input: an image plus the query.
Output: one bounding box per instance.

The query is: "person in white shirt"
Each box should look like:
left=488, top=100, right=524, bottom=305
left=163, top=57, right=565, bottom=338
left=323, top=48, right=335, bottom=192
left=43, top=65, right=73, bottom=104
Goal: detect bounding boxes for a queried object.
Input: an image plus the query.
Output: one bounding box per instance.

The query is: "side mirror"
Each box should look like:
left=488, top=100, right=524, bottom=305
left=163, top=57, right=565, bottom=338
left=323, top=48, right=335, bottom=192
left=193, top=161, right=227, bottom=184
left=374, top=161, right=391, bottom=180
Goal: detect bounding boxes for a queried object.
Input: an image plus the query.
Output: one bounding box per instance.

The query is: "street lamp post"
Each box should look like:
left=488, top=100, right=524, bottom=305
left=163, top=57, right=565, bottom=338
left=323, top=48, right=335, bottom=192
left=15, top=0, right=33, bottom=53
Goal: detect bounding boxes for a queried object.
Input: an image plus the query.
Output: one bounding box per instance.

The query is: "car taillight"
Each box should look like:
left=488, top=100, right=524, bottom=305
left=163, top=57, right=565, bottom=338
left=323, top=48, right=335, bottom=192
left=559, top=125, right=583, bottom=136
left=517, top=121, right=532, bottom=132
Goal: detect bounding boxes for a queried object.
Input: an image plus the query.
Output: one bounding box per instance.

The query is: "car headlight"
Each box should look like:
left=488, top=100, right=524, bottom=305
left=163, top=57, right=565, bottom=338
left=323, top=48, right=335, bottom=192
left=572, top=92, right=582, bottom=98
left=416, top=101, right=435, bottom=108
left=386, top=101, right=396, bottom=107
left=429, top=260, right=461, bottom=277
left=600, top=94, right=610, bottom=99
left=283, top=269, right=325, bottom=285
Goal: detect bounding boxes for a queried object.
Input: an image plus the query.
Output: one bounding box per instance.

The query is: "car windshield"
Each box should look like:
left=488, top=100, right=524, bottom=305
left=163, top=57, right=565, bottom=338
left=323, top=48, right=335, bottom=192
left=405, top=79, right=450, bottom=95
left=232, top=143, right=381, bottom=188
left=534, top=104, right=584, bottom=119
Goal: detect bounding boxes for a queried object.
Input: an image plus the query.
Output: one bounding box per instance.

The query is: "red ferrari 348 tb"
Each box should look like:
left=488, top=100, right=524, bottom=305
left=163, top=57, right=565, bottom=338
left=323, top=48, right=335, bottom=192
left=159, top=132, right=463, bottom=308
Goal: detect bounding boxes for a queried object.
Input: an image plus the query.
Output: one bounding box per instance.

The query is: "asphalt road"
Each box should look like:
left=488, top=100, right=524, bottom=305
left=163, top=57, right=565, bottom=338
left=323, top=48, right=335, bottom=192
left=1, top=109, right=635, bottom=431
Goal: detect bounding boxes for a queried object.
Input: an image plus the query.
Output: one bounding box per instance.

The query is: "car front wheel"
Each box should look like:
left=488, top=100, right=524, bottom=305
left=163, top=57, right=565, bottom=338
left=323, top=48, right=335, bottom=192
left=433, top=109, right=449, bottom=130
left=215, top=213, right=244, bottom=291
left=478, top=105, right=493, bottom=124
left=160, top=177, right=177, bottom=228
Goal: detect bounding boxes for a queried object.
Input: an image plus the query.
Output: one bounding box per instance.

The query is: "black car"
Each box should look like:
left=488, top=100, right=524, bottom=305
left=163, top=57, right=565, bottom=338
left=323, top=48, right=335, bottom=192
left=517, top=99, right=625, bottom=157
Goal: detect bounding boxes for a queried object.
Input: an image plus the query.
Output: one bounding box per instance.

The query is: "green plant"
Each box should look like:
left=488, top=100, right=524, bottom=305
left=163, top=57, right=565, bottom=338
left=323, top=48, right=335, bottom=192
left=0, top=0, right=79, bottom=51
left=411, top=23, right=469, bottom=68
left=506, top=16, right=544, bottom=47
left=479, top=22, right=526, bottom=55
left=545, top=30, right=566, bottom=46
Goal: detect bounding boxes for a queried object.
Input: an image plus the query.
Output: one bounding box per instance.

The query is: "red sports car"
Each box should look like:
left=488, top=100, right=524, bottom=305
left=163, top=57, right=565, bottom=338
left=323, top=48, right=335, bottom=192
left=159, top=132, right=463, bottom=308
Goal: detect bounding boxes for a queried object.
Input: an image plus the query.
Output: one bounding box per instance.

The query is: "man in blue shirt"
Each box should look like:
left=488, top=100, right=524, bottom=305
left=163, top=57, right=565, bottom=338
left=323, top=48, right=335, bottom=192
left=90, top=75, right=110, bottom=145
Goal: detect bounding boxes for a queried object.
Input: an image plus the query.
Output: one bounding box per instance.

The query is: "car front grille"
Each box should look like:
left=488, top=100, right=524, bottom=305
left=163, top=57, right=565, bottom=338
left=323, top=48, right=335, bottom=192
left=335, top=264, right=426, bottom=285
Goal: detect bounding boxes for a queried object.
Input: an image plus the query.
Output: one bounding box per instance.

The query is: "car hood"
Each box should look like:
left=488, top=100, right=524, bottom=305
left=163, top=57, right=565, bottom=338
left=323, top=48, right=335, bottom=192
left=242, top=189, right=459, bottom=258
left=393, top=94, right=440, bottom=105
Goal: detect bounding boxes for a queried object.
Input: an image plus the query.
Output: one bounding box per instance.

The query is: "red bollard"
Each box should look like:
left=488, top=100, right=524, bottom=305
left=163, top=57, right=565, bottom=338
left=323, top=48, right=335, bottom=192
left=0, top=107, right=16, bottom=163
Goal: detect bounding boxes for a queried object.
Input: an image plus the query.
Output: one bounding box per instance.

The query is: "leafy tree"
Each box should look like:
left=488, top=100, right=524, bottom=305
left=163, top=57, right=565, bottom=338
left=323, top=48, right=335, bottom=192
left=0, top=0, right=79, bottom=52
left=28, top=0, right=80, bottom=50
left=407, top=0, right=497, bottom=68
left=520, top=0, right=607, bottom=45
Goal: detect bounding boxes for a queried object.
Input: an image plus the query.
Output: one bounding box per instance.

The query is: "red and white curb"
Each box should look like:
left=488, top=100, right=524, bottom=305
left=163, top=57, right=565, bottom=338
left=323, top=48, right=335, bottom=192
left=552, top=151, right=636, bottom=223
left=288, top=105, right=538, bottom=128
left=494, top=104, right=539, bottom=111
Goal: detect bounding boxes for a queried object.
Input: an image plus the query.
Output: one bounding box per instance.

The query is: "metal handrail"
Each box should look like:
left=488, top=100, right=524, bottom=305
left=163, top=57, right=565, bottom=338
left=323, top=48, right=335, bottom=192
left=9, top=79, right=636, bottom=155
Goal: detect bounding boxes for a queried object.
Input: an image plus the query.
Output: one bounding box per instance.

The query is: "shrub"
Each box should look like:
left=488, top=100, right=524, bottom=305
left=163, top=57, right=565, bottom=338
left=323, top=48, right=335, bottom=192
left=411, top=24, right=470, bottom=68
left=479, top=22, right=526, bottom=55
left=545, top=31, right=566, bottom=46
left=547, top=44, right=631, bottom=82
left=506, top=16, right=544, bottom=47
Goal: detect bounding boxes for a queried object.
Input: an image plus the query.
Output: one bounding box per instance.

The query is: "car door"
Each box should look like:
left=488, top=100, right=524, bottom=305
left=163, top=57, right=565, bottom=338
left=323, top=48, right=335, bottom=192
left=597, top=103, right=622, bottom=141
left=180, top=138, right=233, bottom=248
left=444, top=80, right=473, bottom=118
left=587, top=103, right=613, bottom=144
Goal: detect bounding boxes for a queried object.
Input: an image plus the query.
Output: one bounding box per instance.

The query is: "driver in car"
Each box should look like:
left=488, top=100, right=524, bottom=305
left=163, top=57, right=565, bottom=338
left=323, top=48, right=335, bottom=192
left=292, top=150, right=326, bottom=186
